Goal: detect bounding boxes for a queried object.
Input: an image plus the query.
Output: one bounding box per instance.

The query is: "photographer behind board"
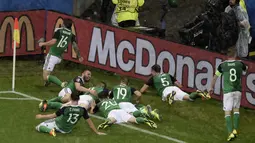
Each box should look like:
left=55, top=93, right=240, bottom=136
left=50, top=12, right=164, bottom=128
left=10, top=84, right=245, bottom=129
left=112, top=0, right=144, bottom=28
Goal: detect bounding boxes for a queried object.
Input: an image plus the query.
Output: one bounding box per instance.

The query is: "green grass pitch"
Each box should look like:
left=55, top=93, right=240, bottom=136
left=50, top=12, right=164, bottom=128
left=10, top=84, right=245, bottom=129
left=0, top=59, right=255, bottom=143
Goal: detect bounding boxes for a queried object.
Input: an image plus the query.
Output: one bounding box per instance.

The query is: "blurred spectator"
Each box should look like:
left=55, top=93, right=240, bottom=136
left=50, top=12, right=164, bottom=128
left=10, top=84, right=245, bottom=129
left=225, top=0, right=250, bottom=58
left=112, top=0, right=144, bottom=28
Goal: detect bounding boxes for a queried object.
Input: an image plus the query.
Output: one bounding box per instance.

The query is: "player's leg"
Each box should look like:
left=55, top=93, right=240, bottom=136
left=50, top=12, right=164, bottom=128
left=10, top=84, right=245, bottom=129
left=125, top=111, right=157, bottom=129
left=35, top=119, right=57, bottom=137
left=232, top=91, right=242, bottom=137
left=162, top=86, right=176, bottom=105
left=135, top=104, right=161, bottom=121
left=223, top=92, right=235, bottom=141
left=98, top=110, right=118, bottom=129
left=43, top=54, right=67, bottom=88
left=40, top=88, right=71, bottom=111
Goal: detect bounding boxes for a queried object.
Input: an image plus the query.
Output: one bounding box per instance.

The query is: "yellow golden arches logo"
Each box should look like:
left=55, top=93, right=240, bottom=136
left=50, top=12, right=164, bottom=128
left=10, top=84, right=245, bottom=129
left=53, top=17, right=77, bottom=59
left=0, top=15, right=35, bottom=53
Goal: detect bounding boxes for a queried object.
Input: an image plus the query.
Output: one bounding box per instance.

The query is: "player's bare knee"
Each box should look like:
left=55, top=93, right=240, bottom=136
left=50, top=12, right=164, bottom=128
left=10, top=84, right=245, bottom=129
left=233, top=108, right=240, bottom=113
left=108, top=117, right=116, bottom=123
left=127, top=116, right=136, bottom=123
left=225, top=111, right=232, bottom=116
left=43, top=71, right=50, bottom=81
left=61, top=94, right=71, bottom=103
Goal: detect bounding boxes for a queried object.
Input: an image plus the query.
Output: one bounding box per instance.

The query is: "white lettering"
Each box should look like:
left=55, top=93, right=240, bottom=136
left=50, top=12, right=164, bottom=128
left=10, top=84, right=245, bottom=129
left=176, top=55, right=195, bottom=88
left=214, top=58, right=223, bottom=95
left=195, top=61, right=213, bottom=91
left=135, top=38, right=156, bottom=75
left=88, top=27, right=116, bottom=67
left=246, top=74, right=255, bottom=106
left=157, top=51, right=175, bottom=76
left=117, top=40, right=135, bottom=71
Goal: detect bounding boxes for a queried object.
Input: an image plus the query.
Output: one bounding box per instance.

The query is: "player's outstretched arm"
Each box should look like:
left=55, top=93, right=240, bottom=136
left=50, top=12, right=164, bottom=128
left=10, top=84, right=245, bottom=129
left=75, top=82, right=96, bottom=95
left=39, top=39, right=57, bottom=47
left=174, top=81, right=183, bottom=89
left=86, top=118, right=106, bottom=135
left=140, top=84, right=149, bottom=93
left=133, top=89, right=142, bottom=104
left=209, top=75, right=219, bottom=95
left=35, top=113, right=57, bottom=119
left=72, top=42, right=83, bottom=62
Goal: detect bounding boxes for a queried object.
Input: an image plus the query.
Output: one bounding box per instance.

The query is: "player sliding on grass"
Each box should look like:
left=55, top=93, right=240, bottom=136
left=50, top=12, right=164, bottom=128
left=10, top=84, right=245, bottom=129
left=39, top=70, right=96, bottom=111
left=91, top=91, right=157, bottom=130
left=35, top=93, right=106, bottom=136
left=209, top=52, right=247, bottom=142
left=109, top=76, right=162, bottom=121
left=38, top=18, right=83, bottom=88
left=140, top=64, right=210, bottom=105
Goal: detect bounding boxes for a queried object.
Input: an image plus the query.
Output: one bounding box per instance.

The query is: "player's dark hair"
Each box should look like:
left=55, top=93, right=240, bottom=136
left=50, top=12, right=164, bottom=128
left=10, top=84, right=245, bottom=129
left=151, top=64, right=161, bottom=73
left=63, top=18, right=73, bottom=29
left=120, top=76, right=129, bottom=84
left=236, top=0, right=240, bottom=5
left=71, top=93, right=80, bottom=101
left=98, top=90, right=109, bottom=99
left=100, top=81, right=107, bottom=89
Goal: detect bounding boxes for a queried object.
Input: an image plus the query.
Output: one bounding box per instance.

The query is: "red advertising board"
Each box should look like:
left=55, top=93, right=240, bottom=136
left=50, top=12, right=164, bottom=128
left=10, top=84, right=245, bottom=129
left=0, top=10, right=45, bottom=57
left=0, top=10, right=254, bottom=109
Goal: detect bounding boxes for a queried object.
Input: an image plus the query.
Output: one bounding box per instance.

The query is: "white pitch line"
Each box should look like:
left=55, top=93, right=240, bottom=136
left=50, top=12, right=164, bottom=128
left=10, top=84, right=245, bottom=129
left=0, top=97, right=36, bottom=100
left=10, top=90, right=186, bottom=143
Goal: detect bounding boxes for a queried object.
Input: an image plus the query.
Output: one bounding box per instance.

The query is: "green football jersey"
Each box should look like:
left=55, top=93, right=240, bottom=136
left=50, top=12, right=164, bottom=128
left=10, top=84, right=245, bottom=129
left=55, top=105, right=89, bottom=133
left=66, top=76, right=85, bottom=95
left=146, top=73, right=176, bottom=96
left=49, top=27, right=76, bottom=58
left=216, top=60, right=247, bottom=94
left=112, top=84, right=135, bottom=103
left=97, top=99, right=120, bottom=118
left=85, top=86, right=104, bottom=101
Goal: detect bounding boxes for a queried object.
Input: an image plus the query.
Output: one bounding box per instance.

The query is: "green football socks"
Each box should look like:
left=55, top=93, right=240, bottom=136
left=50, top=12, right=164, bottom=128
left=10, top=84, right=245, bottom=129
left=233, top=112, right=240, bottom=130
left=38, top=126, right=51, bottom=133
left=48, top=75, right=62, bottom=87
left=48, top=96, right=62, bottom=102
left=189, top=92, right=199, bottom=100
left=47, top=102, right=62, bottom=109
left=225, top=115, right=233, bottom=134
left=136, top=117, right=145, bottom=124
left=133, top=110, right=143, bottom=117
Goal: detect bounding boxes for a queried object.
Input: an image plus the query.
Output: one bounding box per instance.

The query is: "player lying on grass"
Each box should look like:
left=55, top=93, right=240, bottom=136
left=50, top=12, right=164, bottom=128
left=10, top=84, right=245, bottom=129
left=140, top=64, right=211, bottom=105
left=209, top=51, right=247, bottom=142
left=35, top=93, right=106, bottom=136
left=39, top=70, right=96, bottom=111
left=109, top=76, right=162, bottom=121
left=38, top=18, right=84, bottom=88
left=91, top=91, right=157, bottom=129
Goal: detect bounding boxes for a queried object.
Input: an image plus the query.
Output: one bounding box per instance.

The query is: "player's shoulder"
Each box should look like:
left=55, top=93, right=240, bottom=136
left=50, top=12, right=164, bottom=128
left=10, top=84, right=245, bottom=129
left=74, top=76, right=84, bottom=82
left=54, top=27, right=63, bottom=32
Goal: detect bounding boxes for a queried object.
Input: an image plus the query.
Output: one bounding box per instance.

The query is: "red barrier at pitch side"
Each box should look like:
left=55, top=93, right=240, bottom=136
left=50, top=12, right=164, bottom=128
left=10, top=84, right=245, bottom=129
left=0, top=10, right=254, bottom=109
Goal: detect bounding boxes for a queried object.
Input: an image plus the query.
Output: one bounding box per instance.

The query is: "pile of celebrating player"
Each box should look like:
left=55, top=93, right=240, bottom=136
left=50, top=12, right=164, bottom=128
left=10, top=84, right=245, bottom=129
left=35, top=18, right=247, bottom=142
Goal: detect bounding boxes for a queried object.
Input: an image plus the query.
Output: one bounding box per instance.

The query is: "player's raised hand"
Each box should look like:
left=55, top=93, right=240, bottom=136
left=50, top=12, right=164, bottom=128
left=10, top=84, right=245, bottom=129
left=90, top=90, right=97, bottom=96
left=79, top=57, right=84, bottom=62
left=96, top=132, right=107, bottom=135
left=39, top=42, right=44, bottom=47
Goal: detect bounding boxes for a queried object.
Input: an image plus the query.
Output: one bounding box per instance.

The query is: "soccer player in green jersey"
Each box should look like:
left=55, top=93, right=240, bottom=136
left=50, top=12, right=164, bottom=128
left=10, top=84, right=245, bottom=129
left=110, top=76, right=162, bottom=121
left=38, top=18, right=84, bottom=87
left=35, top=93, right=106, bottom=136
left=209, top=52, right=247, bottom=142
left=39, top=70, right=96, bottom=111
left=91, top=91, right=157, bottom=129
left=78, top=81, right=107, bottom=112
left=140, top=64, right=210, bottom=105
